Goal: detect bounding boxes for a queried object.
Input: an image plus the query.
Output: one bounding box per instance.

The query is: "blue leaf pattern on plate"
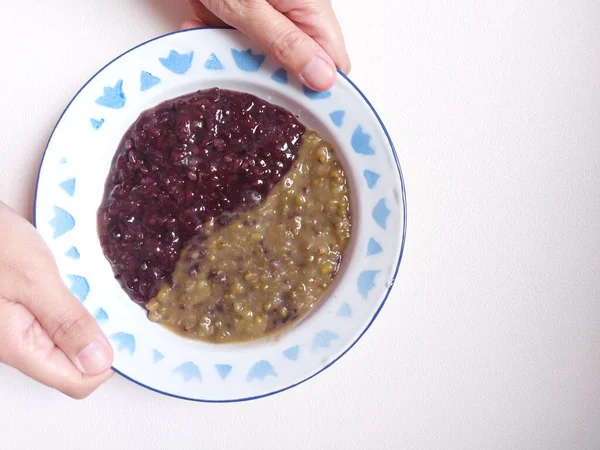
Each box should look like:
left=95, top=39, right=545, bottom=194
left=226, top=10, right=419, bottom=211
left=205, top=53, right=224, bottom=70
left=59, top=178, right=76, bottom=197
left=153, top=349, right=165, bottom=363
left=67, top=275, right=89, bottom=301
left=303, top=86, right=332, bottom=100
left=96, top=80, right=126, bottom=109
left=215, top=364, right=232, bottom=380
left=358, top=270, right=380, bottom=299
left=94, top=308, right=108, bottom=324
left=329, top=110, right=345, bottom=127
left=231, top=49, right=265, bottom=72
left=351, top=126, right=375, bottom=155
left=363, top=170, right=380, bottom=188
left=90, top=118, right=104, bottom=130
left=367, top=238, right=383, bottom=256
left=140, top=71, right=161, bottom=91
left=271, top=68, right=288, bottom=84
left=372, top=198, right=391, bottom=229
left=49, top=206, right=75, bottom=238
left=247, top=360, right=276, bottom=381
left=64, top=246, right=80, bottom=259
left=313, top=330, right=339, bottom=350
left=173, top=362, right=202, bottom=382
left=337, top=303, right=352, bottom=317
left=160, top=50, right=194, bottom=74
left=110, top=332, right=135, bottom=355
left=282, top=345, right=300, bottom=361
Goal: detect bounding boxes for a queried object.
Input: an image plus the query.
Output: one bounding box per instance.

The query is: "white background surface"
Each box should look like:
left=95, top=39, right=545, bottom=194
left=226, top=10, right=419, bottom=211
left=0, top=1, right=598, bottom=448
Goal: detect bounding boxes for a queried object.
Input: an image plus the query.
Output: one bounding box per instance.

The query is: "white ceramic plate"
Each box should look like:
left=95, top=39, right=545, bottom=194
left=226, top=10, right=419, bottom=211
left=34, top=28, right=406, bottom=402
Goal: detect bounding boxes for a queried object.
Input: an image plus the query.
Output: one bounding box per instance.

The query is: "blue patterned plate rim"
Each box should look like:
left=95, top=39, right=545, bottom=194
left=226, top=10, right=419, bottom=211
left=33, top=27, right=407, bottom=402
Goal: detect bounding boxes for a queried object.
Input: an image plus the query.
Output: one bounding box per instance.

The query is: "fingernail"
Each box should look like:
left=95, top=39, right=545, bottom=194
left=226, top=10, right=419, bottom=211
left=300, top=55, right=336, bottom=91
left=77, top=338, right=112, bottom=375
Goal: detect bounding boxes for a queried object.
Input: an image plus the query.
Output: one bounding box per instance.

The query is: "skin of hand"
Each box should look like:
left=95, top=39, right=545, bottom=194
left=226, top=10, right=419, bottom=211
left=0, top=202, right=113, bottom=399
left=182, top=0, right=351, bottom=91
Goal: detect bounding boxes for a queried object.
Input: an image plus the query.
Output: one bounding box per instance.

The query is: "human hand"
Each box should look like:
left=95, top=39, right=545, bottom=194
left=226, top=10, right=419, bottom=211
left=182, top=0, right=350, bottom=91
left=0, top=202, right=113, bottom=398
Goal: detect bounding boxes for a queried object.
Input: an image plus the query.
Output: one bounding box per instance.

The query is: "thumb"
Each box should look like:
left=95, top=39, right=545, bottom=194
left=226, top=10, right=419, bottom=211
left=208, top=1, right=336, bottom=91
left=180, top=19, right=208, bottom=30
left=22, top=277, right=113, bottom=376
